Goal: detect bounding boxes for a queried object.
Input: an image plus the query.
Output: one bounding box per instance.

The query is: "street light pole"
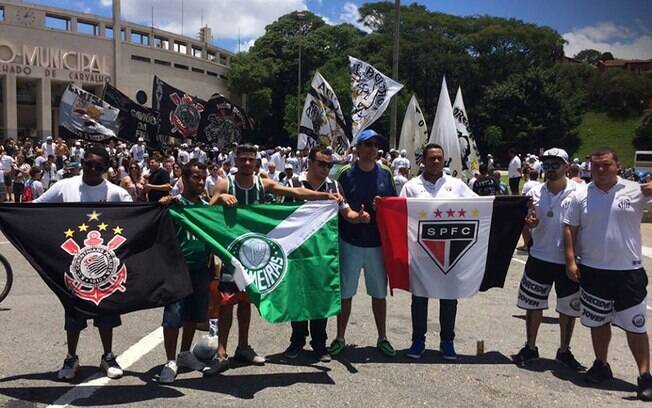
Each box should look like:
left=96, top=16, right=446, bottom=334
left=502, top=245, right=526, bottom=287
left=296, top=11, right=308, bottom=138
left=297, top=40, right=302, bottom=137
left=389, top=0, right=400, bottom=149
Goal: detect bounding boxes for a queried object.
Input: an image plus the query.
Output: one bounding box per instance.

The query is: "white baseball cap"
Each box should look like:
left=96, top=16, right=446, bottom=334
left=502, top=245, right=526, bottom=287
left=542, top=148, right=569, bottom=163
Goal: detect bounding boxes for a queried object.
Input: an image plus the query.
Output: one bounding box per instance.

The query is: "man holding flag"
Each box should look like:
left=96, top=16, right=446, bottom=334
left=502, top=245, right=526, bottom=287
left=399, top=143, right=477, bottom=360
left=33, top=145, right=132, bottom=381
left=330, top=129, right=398, bottom=358
left=208, top=144, right=342, bottom=369
left=283, top=146, right=371, bottom=362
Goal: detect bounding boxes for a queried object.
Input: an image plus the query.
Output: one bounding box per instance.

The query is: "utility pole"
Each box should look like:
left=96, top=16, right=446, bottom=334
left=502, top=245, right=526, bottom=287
left=389, top=0, right=400, bottom=149
left=112, top=0, right=121, bottom=88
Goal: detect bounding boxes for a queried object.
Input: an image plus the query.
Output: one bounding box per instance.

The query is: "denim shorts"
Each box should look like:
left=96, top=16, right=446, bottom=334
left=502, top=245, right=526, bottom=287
left=64, top=311, right=121, bottom=332
left=162, top=266, right=209, bottom=328
left=339, top=239, right=388, bottom=299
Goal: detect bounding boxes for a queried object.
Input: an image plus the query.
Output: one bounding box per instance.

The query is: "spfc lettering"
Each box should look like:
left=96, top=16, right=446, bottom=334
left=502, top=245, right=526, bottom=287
left=418, top=220, right=478, bottom=275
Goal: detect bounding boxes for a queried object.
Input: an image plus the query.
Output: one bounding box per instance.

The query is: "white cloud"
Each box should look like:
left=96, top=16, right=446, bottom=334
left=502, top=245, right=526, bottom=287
left=236, top=38, right=256, bottom=53
left=99, top=0, right=112, bottom=6
left=318, top=14, right=335, bottom=26
left=120, top=0, right=307, bottom=41
left=563, top=22, right=652, bottom=59
left=339, top=2, right=372, bottom=33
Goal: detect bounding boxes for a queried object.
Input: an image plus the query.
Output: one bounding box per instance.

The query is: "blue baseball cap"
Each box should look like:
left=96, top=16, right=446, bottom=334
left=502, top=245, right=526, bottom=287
left=356, top=129, right=385, bottom=145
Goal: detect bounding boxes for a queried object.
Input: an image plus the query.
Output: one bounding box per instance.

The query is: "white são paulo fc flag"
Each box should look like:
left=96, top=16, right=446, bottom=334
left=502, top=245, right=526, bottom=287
left=399, top=95, right=429, bottom=177
left=453, top=87, right=482, bottom=180
left=429, top=76, right=462, bottom=178
left=298, top=72, right=350, bottom=156
left=349, top=56, right=403, bottom=143
left=377, top=197, right=529, bottom=299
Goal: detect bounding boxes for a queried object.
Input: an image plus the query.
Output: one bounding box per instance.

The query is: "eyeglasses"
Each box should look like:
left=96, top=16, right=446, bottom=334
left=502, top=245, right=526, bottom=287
left=541, top=162, right=563, bottom=170
left=360, top=141, right=379, bottom=148
left=313, top=159, right=334, bottom=169
left=81, top=159, right=107, bottom=173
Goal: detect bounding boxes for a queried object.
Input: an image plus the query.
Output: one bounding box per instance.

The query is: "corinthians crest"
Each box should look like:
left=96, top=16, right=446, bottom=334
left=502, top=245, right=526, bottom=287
left=60, top=211, right=128, bottom=305
left=168, top=92, right=204, bottom=138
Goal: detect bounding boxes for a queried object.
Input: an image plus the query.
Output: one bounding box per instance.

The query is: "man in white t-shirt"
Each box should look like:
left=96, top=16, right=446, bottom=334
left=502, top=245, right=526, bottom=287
left=562, top=147, right=652, bottom=401
left=41, top=136, right=55, bottom=158
left=1, top=147, right=15, bottom=202
left=34, top=145, right=132, bottom=382
left=508, top=148, right=522, bottom=195
left=391, top=150, right=411, bottom=175
left=521, top=170, right=541, bottom=196
left=512, top=148, right=585, bottom=371
left=177, top=144, right=190, bottom=166
left=270, top=147, right=286, bottom=172
left=400, top=143, right=477, bottom=361
left=130, top=138, right=146, bottom=165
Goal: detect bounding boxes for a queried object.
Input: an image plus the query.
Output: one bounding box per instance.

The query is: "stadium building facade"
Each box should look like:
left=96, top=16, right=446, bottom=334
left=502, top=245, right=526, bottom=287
left=0, top=0, right=235, bottom=139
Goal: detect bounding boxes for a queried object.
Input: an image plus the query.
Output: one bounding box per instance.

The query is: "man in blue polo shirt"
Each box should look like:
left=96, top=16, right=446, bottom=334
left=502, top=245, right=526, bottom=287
left=329, top=129, right=397, bottom=357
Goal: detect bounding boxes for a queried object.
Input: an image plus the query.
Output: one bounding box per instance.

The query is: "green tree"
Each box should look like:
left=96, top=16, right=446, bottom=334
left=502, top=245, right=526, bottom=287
left=574, top=49, right=602, bottom=65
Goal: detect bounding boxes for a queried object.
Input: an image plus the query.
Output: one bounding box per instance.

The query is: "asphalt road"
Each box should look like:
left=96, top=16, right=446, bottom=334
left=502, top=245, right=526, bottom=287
left=1, top=229, right=652, bottom=408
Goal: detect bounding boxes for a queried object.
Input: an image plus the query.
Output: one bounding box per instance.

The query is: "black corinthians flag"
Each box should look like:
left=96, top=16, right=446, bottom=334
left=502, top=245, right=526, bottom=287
left=0, top=203, right=192, bottom=318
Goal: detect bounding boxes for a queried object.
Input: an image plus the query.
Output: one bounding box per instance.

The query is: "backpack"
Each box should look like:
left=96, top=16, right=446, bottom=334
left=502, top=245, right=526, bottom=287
left=22, top=180, right=34, bottom=202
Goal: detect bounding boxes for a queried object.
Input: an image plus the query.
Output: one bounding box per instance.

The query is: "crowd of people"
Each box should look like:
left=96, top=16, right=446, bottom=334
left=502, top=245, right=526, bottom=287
left=2, top=131, right=652, bottom=401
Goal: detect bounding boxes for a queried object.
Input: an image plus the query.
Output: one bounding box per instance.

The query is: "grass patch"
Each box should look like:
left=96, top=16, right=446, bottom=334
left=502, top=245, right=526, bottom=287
left=575, top=111, right=648, bottom=167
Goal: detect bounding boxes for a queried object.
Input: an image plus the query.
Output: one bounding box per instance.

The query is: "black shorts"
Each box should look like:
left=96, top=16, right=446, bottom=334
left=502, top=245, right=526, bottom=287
left=517, top=256, right=580, bottom=316
left=579, top=265, right=648, bottom=333
left=3, top=174, right=11, bottom=186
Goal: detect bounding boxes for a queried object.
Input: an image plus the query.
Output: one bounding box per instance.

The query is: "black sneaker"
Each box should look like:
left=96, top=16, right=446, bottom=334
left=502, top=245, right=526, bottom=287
left=283, top=343, right=303, bottom=359
left=585, top=360, right=613, bottom=384
left=512, top=345, right=539, bottom=366
left=555, top=348, right=586, bottom=372
left=638, top=372, right=652, bottom=401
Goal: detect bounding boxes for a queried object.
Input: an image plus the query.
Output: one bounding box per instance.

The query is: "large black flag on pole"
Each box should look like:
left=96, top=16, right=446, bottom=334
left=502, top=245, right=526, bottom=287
left=152, top=76, right=206, bottom=140
left=103, top=84, right=162, bottom=148
left=197, top=93, right=251, bottom=148
left=0, top=203, right=192, bottom=318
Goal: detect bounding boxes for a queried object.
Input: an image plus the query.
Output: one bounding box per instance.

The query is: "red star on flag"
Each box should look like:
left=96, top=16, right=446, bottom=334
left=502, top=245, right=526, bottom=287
left=458, top=208, right=466, bottom=217
left=434, top=209, right=442, bottom=218
left=446, top=208, right=456, bottom=217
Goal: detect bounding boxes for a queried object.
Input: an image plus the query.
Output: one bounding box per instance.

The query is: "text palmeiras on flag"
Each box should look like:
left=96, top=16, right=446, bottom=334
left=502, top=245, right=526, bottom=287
left=377, top=196, right=528, bottom=299
left=0, top=203, right=193, bottom=318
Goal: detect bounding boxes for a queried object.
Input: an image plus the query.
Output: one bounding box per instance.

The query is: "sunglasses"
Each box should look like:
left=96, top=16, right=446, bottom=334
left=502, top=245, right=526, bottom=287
left=541, top=162, right=563, bottom=170
left=314, top=159, right=334, bottom=169
left=82, top=160, right=108, bottom=173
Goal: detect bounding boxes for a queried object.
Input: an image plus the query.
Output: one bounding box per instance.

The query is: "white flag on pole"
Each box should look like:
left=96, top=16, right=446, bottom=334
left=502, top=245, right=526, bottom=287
left=350, top=56, right=403, bottom=143
left=398, top=95, right=428, bottom=177
left=453, top=87, right=481, bottom=180
left=429, top=76, right=462, bottom=178
left=297, top=72, right=350, bottom=156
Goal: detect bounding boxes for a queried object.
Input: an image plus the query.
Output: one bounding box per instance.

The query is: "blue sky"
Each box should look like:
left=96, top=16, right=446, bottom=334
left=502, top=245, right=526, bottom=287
left=26, top=0, right=652, bottom=58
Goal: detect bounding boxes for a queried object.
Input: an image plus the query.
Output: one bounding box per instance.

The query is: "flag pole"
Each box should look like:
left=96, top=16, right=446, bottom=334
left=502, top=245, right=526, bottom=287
left=389, top=0, right=400, bottom=149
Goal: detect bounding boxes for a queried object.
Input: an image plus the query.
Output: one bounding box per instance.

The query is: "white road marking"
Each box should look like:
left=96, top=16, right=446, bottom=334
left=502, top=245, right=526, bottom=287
left=0, top=241, right=11, bottom=245
left=46, top=327, right=163, bottom=408
left=511, top=258, right=526, bottom=265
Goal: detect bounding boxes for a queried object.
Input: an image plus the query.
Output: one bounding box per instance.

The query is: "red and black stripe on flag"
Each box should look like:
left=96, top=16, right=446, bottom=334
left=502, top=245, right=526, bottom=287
left=0, top=203, right=192, bottom=318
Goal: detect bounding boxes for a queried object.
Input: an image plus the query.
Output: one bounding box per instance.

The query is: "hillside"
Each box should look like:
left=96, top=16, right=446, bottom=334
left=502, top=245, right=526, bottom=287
left=575, top=111, right=648, bottom=167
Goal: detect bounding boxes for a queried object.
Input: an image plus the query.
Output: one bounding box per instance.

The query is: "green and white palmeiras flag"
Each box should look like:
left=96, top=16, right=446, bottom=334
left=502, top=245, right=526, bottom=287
left=169, top=201, right=341, bottom=323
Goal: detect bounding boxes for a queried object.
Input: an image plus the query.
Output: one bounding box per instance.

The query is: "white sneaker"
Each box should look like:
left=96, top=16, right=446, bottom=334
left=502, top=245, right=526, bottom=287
left=158, top=360, right=177, bottom=384
left=57, top=354, right=80, bottom=381
left=177, top=351, right=207, bottom=371
left=100, top=352, right=123, bottom=379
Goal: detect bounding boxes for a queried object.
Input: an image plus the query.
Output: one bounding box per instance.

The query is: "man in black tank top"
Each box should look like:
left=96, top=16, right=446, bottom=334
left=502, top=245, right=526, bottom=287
left=282, top=147, right=372, bottom=361
left=207, top=144, right=344, bottom=369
